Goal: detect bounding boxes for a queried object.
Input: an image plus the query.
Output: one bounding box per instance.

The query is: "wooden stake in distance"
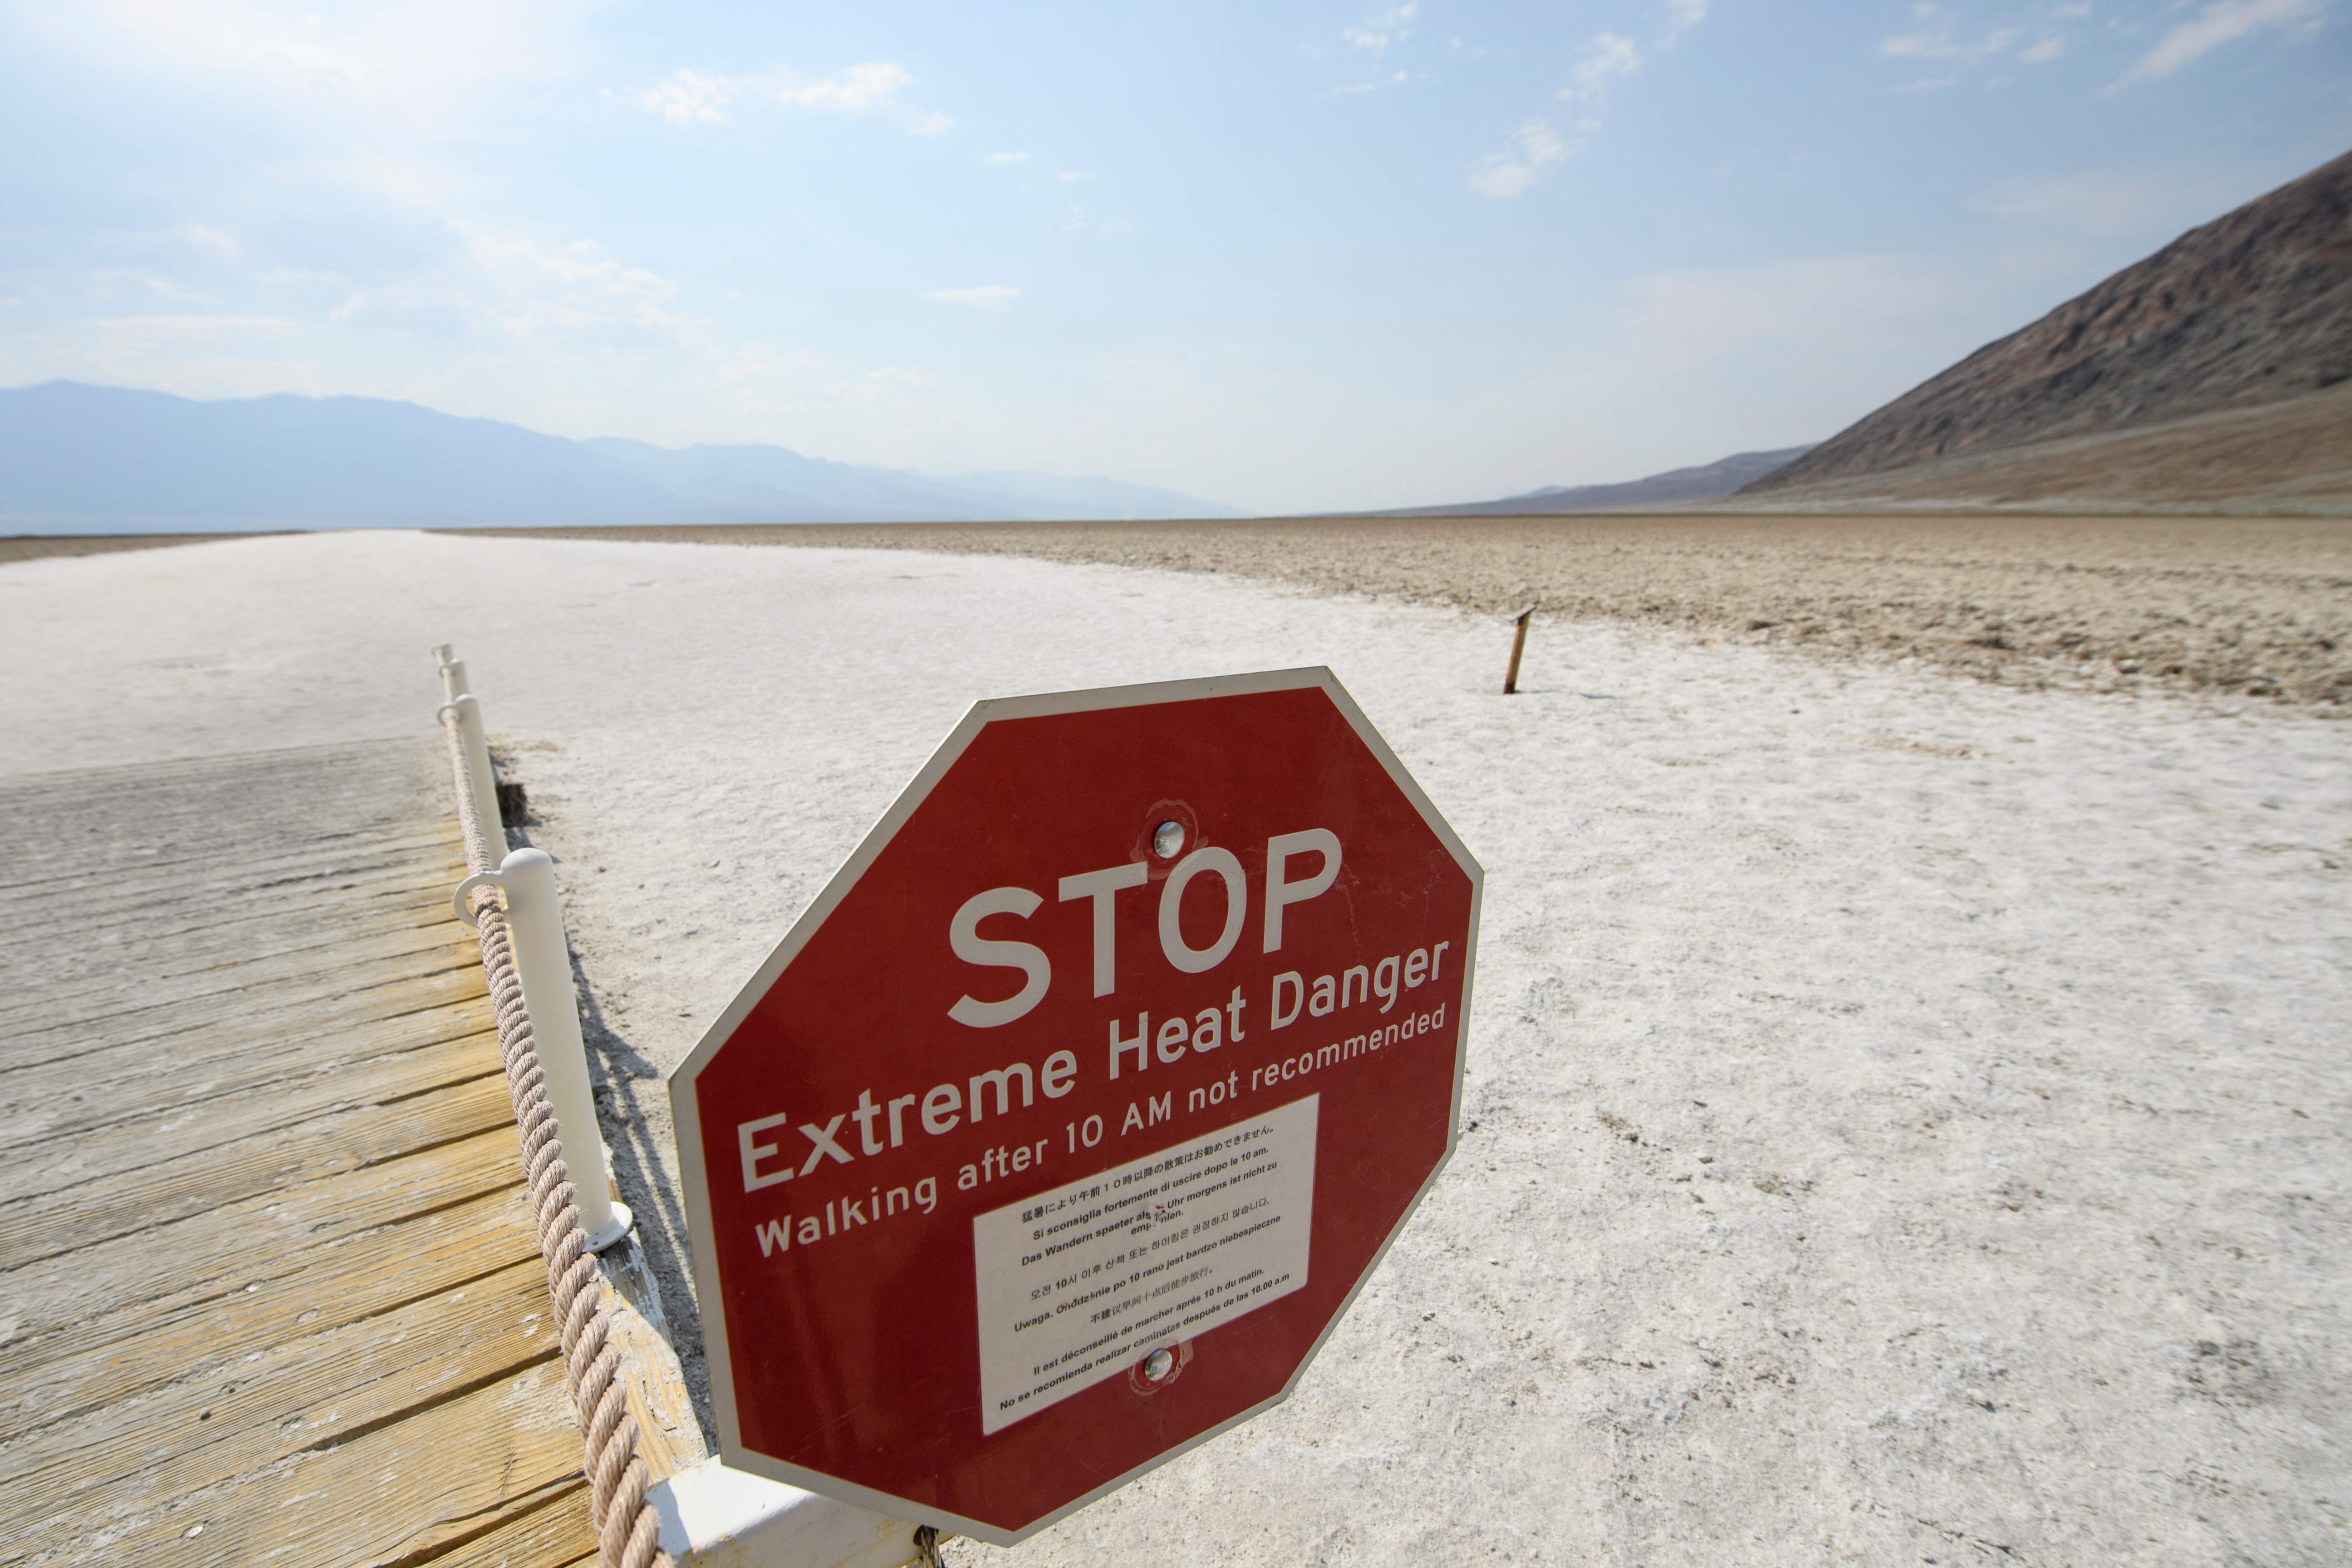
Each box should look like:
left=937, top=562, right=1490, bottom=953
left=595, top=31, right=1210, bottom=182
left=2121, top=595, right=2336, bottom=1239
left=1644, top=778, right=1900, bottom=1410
left=1503, top=604, right=1535, bottom=695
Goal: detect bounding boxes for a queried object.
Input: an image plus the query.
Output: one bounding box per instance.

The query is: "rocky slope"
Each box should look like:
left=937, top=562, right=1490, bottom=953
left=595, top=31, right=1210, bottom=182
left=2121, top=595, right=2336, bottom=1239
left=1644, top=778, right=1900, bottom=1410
left=1748, top=149, right=2352, bottom=495
left=1729, top=381, right=2352, bottom=516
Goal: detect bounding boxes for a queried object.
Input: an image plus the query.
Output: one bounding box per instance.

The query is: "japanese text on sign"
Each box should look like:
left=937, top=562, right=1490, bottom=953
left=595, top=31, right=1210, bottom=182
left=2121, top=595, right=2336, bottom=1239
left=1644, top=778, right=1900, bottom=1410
left=971, top=1096, right=1318, bottom=1434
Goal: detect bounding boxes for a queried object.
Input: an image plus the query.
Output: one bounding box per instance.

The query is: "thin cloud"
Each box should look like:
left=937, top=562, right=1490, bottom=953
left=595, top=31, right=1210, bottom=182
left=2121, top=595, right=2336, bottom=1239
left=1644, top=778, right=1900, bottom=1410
left=180, top=224, right=242, bottom=260
left=1335, top=3, right=1418, bottom=91
left=984, top=150, right=1030, bottom=164
left=88, top=312, right=299, bottom=341
left=774, top=61, right=912, bottom=112
left=34, top=0, right=591, bottom=142
left=1881, top=18, right=2026, bottom=59
left=1472, top=118, right=1572, bottom=199
left=1661, top=0, right=1709, bottom=44
left=624, top=60, right=946, bottom=133
left=2111, top=0, right=2326, bottom=88
left=1474, top=10, right=1696, bottom=199
left=1559, top=33, right=1640, bottom=101
left=1343, top=3, right=1418, bottom=57
left=924, top=285, right=1018, bottom=309
left=1879, top=4, right=2074, bottom=74
left=861, top=365, right=938, bottom=392
left=628, top=68, right=734, bottom=124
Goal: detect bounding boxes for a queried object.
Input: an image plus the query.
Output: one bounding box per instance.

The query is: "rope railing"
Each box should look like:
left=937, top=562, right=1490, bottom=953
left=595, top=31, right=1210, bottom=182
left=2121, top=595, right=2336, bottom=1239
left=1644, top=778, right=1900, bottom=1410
left=439, top=681, right=666, bottom=1568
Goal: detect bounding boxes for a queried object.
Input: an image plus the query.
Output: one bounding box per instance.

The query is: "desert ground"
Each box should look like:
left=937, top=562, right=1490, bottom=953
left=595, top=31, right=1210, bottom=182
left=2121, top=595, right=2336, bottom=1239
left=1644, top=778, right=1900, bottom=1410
left=4, top=524, right=2347, bottom=1566
left=0, top=531, right=283, bottom=566
left=470, top=511, right=2352, bottom=708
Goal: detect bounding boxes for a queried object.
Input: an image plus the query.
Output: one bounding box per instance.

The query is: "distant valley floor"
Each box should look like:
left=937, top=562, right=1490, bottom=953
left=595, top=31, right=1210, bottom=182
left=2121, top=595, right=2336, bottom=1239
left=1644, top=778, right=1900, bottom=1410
left=456, top=513, right=2352, bottom=709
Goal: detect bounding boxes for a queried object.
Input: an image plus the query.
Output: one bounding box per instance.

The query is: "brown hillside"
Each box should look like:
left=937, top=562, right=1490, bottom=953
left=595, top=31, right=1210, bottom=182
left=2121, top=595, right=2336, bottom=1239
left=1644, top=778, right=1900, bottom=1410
left=1724, top=381, right=2352, bottom=516
left=1748, top=149, right=2352, bottom=493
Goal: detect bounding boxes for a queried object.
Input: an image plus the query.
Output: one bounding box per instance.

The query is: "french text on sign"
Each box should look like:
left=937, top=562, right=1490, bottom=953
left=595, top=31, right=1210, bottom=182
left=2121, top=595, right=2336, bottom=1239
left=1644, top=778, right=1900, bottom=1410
left=971, top=1096, right=1319, bottom=1435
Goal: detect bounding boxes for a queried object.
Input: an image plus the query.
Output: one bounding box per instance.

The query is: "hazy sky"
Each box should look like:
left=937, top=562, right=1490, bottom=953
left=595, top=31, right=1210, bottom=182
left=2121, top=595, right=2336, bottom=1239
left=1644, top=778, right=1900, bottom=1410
left=1, top=2, right=2345, bottom=512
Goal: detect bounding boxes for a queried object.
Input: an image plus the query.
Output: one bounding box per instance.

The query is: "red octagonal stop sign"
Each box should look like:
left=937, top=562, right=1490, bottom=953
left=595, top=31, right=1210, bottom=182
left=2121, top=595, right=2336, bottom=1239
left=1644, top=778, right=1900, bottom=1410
left=671, top=668, right=1482, bottom=1543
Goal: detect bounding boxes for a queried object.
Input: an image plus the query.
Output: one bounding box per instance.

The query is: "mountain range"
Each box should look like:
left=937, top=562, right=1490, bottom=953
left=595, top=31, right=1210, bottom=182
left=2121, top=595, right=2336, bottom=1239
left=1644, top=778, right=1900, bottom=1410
left=1396, top=148, right=2352, bottom=519
left=1373, top=446, right=1812, bottom=516
left=1739, top=148, right=2352, bottom=512
left=0, top=382, right=1240, bottom=532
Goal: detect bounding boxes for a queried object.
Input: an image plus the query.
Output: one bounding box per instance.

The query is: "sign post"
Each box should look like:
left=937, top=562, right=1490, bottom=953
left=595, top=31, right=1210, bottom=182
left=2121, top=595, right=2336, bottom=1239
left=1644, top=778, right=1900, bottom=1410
left=671, top=668, right=1481, bottom=1545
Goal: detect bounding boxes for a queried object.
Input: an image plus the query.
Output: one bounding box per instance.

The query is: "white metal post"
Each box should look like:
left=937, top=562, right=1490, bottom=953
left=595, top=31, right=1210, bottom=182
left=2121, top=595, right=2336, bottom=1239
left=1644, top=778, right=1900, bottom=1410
left=433, top=647, right=920, bottom=1563
left=495, top=846, right=633, bottom=1251
left=651, top=1461, right=923, bottom=1567
left=441, top=693, right=507, bottom=858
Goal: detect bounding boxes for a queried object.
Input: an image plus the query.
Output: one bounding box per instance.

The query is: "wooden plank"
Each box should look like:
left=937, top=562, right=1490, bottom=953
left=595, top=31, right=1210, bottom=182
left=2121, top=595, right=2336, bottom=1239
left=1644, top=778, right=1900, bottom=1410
left=0, top=1071, right=519, bottom=1266
left=0, top=950, right=489, bottom=1074
left=5, top=915, right=480, bottom=1043
left=0, top=835, right=460, bottom=933
left=0, top=1127, right=521, bottom=1360
left=0, top=849, right=461, bottom=955
left=19, top=866, right=464, bottom=999
left=0, top=825, right=460, bottom=916
left=0, top=734, right=432, bottom=802
left=0, top=807, right=447, bottom=896
left=417, top=1483, right=598, bottom=1568
left=0, top=742, right=447, bottom=878
left=6, top=835, right=453, bottom=922
left=600, top=1265, right=707, bottom=1486
left=1, top=1262, right=556, bottom=1563
left=0, top=1187, right=543, bottom=1447
left=0, top=738, right=608, bottom=1568
left=0, top=793, right=436, bottom=860
left=6, top=914, right=477, bottom=1052
left=11, top=1027, right=503, bottom=1204
left=0, top=995, right=494, bottom=1153
left=3, top=923, right=481, bottom=1051
left=0, top=816, right=454, bottom=895
left=69, top=1353, right=587, bottom=1568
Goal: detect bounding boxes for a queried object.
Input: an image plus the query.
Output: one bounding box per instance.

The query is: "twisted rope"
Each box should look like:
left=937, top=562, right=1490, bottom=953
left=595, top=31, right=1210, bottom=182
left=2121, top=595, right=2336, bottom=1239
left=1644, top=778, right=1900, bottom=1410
left=442, top=712, right=666, bottom=1568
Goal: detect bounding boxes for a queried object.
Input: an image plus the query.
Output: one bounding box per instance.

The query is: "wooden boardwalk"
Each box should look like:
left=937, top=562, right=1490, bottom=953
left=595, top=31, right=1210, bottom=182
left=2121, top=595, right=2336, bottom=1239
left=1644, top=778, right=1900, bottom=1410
left=0, top=738, right=603, bottom=1568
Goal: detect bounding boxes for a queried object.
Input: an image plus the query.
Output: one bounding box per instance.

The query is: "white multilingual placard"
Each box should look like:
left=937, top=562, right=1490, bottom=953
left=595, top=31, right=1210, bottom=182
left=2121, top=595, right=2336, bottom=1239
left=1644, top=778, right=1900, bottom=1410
left=972, top=1095, right=1318, bottom=1434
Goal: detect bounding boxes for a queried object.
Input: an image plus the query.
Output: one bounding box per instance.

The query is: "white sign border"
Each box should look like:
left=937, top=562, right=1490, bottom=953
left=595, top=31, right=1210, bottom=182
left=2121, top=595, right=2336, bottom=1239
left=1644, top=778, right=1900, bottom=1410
left=667, top=666, right=1483, bottom=1548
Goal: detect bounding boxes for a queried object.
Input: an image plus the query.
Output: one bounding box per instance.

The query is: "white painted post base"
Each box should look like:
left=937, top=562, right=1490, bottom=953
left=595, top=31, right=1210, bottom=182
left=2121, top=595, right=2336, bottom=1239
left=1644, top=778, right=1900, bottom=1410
left=650, top=1461, right=925, bottom=1568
